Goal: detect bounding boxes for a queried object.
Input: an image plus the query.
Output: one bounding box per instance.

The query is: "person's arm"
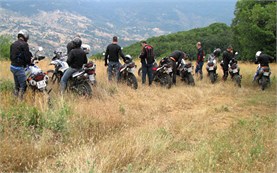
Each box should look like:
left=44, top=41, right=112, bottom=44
left=139, top=47, right=146, bottom=59
left=104, top=47, right=109, bottom=66
left=119, top=47, right=126, bottom=62
left=67, top=51, right=74, bottom=67
left=23, top=43, right=32, bottom=65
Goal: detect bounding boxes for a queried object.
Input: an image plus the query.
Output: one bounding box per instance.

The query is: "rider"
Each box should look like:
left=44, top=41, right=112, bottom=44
left=253, top=51, right=275, bottom=81
left=139, top=40, right=155, bottom=85
left=104, top=36, right=126, bottom=81
left=168, top=50, right=187, bottom=85
left=60, top=37, right=88, bottom=94
left=10, top=29, right=32, bottom=99
left=221, top=45, right=234, bottom=81
left=67, top=34, right=81, bottom=54
left=195, top=42, right=205, bottom=80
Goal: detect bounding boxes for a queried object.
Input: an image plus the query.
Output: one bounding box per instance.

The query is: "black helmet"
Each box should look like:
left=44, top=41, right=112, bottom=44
left=18, top=29, right=29, bottom=42
left=73, top=37, right=82, bottom=48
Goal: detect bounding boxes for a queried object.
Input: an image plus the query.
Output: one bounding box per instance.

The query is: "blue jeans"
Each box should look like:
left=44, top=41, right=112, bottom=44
left=108, top=61, right=121, bottom=81
left=142, top=63, right=153, bottom=85
left=195, top=61, right=204, bottom=75
left=10, top=65, right=27, bottom=98
left=60, top=67, right=79, bottom=93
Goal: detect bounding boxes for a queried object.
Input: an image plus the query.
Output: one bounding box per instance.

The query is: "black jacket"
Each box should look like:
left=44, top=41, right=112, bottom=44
left=10, top=39, right=32, bottom=67
left=222, top=50, right=233, bottom=70
left=139, top=44, right=155, bottom=64
left=105, top=43, right=125, bottom=64
left=67, top=47, right=87, bottom=69
left=169, top=50, right=184, bottom=66
left=67, top=41, right=75, bottom=54
left=255, top=54, right=275, bottom=67
left=197, top=47, right=205, bottom=63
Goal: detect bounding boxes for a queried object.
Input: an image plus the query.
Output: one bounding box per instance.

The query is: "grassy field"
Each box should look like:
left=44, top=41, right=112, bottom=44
left=0, top=59, right=276, bottom=172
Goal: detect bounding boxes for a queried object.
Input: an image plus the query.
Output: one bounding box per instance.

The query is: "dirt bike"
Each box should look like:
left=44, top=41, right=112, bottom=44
left=152, top=58, right=173, bottom=89
left=206, top=54, right=218, bottom=84
left=65, top=62, right=96, bottom=97
left=25, top=47, right=50, bottom=93
left=179, top=59, right=195, bottom=86
left=47, top=49, right=69, bottom=85
left=254, top=65, right=271, bottom=90
left=228, top=56, right=242, bottom=87
left=118, top=58, right=138, bottom=89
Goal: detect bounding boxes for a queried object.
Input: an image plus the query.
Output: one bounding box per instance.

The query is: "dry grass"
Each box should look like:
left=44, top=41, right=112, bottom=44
left=0, top=59, right=276, bottom=172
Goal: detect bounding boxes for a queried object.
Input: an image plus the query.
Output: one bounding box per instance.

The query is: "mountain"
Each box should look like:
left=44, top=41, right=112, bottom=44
left=0, top=0, right=236, bottom=55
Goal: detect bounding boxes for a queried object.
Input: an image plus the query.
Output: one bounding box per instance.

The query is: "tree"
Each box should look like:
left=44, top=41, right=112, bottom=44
left=232, top=0, right=276, bottom=61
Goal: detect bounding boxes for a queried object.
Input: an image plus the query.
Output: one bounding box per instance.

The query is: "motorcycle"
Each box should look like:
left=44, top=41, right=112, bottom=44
left=47, top=48, right=69, bottom=84
left=66, top=62, right=96, bottom=97
left=255, top=65, right=271, bottom=90
left=25, top=47, right=50, bottom=93
left=118, top=55, right=138, bottom=89
left=206, top=54, right=218, bottom=84
left=228, top=52, right=242, bottom=87
left=178, top=59, right=195, bottom=86
left=152, top=57, right=173, bottom=89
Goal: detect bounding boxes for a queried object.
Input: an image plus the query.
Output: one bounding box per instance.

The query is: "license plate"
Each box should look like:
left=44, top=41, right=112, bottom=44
left=89, top=75, right=95, bottom=81
left=209, top=67, right=214, bottom=70
left=263, top=72, right=269, bottom=76
left=128, top=67, right=135, bottom=73
left=167, top=68, right=172, bottom=73
left=37, top=80, right=46, bottom=89
left=187, top=67, right=192, bottom=72
left=233, top=69, right=238, bottom=73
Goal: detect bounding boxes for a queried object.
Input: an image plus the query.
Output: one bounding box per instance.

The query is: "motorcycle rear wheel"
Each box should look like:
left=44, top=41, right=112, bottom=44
left=160, top=74, right=172, bottom=89
left=209, top=72, right=216, bottom=84
left=261, top=76, right=269, bottom=90
left=73, top=82, right=92, bottom=97
left=234, top=74, right=241, bottom=88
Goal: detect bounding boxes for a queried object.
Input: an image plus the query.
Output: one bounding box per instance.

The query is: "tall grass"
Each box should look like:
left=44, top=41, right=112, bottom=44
left=0, top=59, right=276, bottom=172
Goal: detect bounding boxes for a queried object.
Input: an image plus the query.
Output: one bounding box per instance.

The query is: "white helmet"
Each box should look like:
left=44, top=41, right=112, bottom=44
left=125, top=54, right=132, bottom=63
left=255, top=51, right=262, bottom=58
left=81, top=44, right=91, bottom=54
left=18, top=29, right=29, bottom=41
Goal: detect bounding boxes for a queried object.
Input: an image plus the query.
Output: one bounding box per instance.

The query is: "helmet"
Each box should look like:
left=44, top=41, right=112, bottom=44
left=125, top=54, right=132, bottom=63
left=72, top=37, right=82, bottom=48
left=81, top=44, right=91, bottom=54
left=18, top=29, right=29, bottom=42
left=256, top=51, right=262, bottom=58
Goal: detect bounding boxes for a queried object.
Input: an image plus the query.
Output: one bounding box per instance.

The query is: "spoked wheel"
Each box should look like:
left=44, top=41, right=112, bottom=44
left=160, top=74, right=172, bottom=89
left=73, top=82, right=92, bottom=98
left=127, top=73, right=138, bottom=89
left=234, top=74, right=241, bottom=88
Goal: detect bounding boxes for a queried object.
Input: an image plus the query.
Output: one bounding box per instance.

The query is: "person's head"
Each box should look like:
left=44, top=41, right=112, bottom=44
left=196, top=42, right=202, bottom=49
left=73, top=37, right=82, bottom=48
left=227, top=45, right=233, bottom=53
left=113, top=36, right=118, bottom=43
left=140, top=40, right=147, bottom=47
left=183, top=52, right=188, bottom=59
left=18, top=29, right=29, bottom=42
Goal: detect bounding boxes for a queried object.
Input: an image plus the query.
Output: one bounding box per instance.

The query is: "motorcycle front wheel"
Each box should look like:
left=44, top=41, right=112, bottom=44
left=127, top=73, right=138, bottom=90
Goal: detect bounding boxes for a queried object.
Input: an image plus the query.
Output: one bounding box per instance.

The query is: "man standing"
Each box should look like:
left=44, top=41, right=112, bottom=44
left=104, top=36, right=125, bottom=81
left=10, top=29, right=32, bottom=99
left=222, top=45, right=234, bottom=81
left=195, top=42, right=205, bottom=80
left=139, top=41, right=155, bottom=85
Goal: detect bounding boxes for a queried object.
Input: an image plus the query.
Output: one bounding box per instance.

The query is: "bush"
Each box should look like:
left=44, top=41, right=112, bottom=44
left=0, top=35, right=12, bottom=60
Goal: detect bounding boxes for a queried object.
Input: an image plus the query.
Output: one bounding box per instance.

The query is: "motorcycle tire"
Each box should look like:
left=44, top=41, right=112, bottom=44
left=127, top=73, right=138, bottom=90
left=234, top=74, right=241, bottom=88
left=138, top=67, right=142, bottom=77
left=188, top=73, right=195, bottom=86
left=160, top=74, right=172, bottom=89
left=261, top=76, right=269, bottom=90
left=47, top=70, right=62, bottom=84
left=209, top=72, right=216, bottom=84
left=74, top=82, right=92, bottom=97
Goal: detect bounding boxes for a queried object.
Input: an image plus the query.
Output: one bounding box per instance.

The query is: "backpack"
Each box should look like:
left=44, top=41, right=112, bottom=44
left=144, top=45, right=155, bottom=64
